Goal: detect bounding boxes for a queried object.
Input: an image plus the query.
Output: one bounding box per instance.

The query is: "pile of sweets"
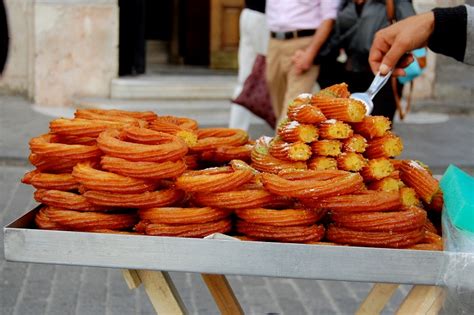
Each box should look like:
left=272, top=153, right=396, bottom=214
left=21, top=84, right=443, bottom=250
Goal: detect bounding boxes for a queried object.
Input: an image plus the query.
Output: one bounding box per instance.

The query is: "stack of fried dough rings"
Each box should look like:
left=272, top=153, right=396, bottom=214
left=22, top=84, right=444, bottom=250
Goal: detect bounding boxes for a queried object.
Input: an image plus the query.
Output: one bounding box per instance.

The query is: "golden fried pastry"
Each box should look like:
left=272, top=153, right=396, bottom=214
left=49, top=118, right=138, bottom=138
left=327, top=225, right=424, bottom=248
left=408, top=231, right=443, bottom=251
left=342, top=134, right=367, bottom=153
left=236, top=221, right=325, bottom=243
left=360, top=158, right=395, bottom=181
left=311, top=97, right=366, bottom=122
left=141, top=218, right=232, bottom=238
left=22, top=170, right=79, bottom=191
left=427, top=190, right=443, bottom=213
left=278, top=120, right=318, bottom=143
left=199, top=144, right=253, bottom=164
left=97, top=128, right=188, bottom=162
left=307, top=190, right=401, bottom=212
left=287, top=103, right=326, bottom=124
left=314, top=83, right=351, bottom=98
left=399, top=187, right=422, bottom=207
left=235, top=208, right=324, bottom=226
left=399, top=160, right=439, bottom=204
left=35, top=206, right=64, bottom=230
left=261, top=171, right=364, bottom=199
left=75, top=108, right=156, bottom=124
left=251, top=137, right=307, bottom=173
left=307, top=156, right=338, bottom=170
left=149, top=116, right=198, bottom=147
left=352, top=116, right=391, bottom=139
left=318, top=120, right=354, bottom=140
left=34, top=189, right=108, bottom=211
left=193, top=188, right=290, bottom=209
left=337, top=152, right=368, bottom=172
left=365, top=133, right=403, bottom=159
left=192, top=128, right=248, bottom=151
left=310, top=140, right=342, bottom=156
left=28, top=153, right=99, bottom=173
left=268, top=139, right=312, bottom=162
left=368, top=177, right=404, bottom=192
left=72, top=162, right=156, bottom=194
left=100, top=156, right=186, bottom=179
left=30, top=134, right=102, bottom=160
left=44, top=207, right=138, bottom=231
left=331, top=206, right=427, bottom=232
left=176, top=167, right=254, bottom=193
left=83, top=188, right=185, bottom=208
left=277, top=169, right=348, bottom=181
left=138, top=207, right=230, bottom=224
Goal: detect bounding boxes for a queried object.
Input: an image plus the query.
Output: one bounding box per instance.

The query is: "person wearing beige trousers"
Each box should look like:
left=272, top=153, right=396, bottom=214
left=265, top=0, right=340, bottom=125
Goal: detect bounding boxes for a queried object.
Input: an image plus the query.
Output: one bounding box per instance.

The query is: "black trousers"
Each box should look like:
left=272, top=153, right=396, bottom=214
left=119, top=0, right=146, bottom=76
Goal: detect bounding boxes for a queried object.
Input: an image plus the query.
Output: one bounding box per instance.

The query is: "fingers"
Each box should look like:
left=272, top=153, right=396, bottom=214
left=380, top=42, right=409, bottom=75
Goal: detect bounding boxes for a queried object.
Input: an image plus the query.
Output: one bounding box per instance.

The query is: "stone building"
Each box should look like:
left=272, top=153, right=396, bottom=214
left=0, top=0, right=468, bottom=108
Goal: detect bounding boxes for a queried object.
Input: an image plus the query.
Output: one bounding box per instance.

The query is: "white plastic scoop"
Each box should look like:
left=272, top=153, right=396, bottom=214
left=350, top=70, right=393, bottom=114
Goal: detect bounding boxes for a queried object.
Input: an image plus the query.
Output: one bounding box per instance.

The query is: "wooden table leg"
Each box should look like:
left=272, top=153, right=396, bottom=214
left=395, top=285, right=445, bottom=315
left=356, top=283, right=399, bottom=315
left=202, top=274, right=244, bottom=315
left=122, top=269, right=142, bottom=289
left=123, top=269, right=187, bottom=315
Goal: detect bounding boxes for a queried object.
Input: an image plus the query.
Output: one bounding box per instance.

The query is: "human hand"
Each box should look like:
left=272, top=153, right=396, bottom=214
left=369, top=11, right=435, bottom=76
left=292, top=49, right=315, bottom=75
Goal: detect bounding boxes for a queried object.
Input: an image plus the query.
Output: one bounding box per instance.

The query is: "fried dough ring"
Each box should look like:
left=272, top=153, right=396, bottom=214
left=399, top=160, right=439, bottom=204
left=236, top=221, right=325, bottom=243
left=151, top=115, right=198, bottom=131
left=331, top=206, right=427, bottom=232
left=30, top=134, right=102, bottom=159
left=268, top=140, right=312, bottom=162
left=97, top=128, right=188, bottom=162
left=35, top=206, right=64, bottom=230
left=100, top=156, right=186, bottom=179
left=327, top=225, right=424, bottom=248
left=142, top=218, right=232, bottom=238
left=22, top=170, right=79, bottom=191
left=29, top=153, right=99, bottom=173
left=306, top=191, right=401, bottom=212
left=83, top=188, right=184, bottom=208
left=34, top=189, right=108, bottom=211
left=72, top=162, right=156, bottom=193
left=50, top=118, right=138, bottom=138
left=251, top=137, right=307, bottom=174
left=192, top=128, right=248, bottom=151
left=235, top=208, right=324, bottom=226
left=261, top=171, right=364, bottom=199
left=44, top=207, right=138, bottom=231
left=138, top=207, right=230, bottom=224
left=193, top=189, right=289, bottom=209
left=176, top=167, right=254, bottom=193
left=200, top=144, right=253, bottom=164
left=75, top=108, right=156, bottom=123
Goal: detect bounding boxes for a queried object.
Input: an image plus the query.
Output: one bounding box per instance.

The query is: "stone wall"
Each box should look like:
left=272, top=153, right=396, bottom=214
left=0, top=0, right=118, bottom=106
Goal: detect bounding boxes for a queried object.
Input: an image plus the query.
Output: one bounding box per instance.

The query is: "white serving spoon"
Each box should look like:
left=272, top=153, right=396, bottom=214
left=350, top=70, right=393, bottom=114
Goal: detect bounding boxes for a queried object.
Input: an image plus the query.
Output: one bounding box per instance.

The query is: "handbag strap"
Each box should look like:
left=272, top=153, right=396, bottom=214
left=385, top=0, right=413, bottom=121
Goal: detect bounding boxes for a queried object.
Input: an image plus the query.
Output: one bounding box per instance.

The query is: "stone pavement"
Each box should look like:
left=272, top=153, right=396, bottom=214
left=1, top=94, right=473, bottom=314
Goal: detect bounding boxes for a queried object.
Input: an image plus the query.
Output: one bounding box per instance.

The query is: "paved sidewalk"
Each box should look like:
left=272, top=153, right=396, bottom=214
left=1, top=95, right=473, bottom=314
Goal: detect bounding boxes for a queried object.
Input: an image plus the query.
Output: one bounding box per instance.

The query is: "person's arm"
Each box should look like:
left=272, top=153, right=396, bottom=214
left=292, top=0, right=340, bottom=74
left=462, top=5, right=473, bottom=65
left=428, top=6, right=467, bottom=64
left=292, top=19, right=335, bottom=74
left=369, top=5, right=473, bottom=75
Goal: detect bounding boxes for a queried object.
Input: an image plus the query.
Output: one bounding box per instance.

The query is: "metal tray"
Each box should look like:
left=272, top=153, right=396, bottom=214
left=4, top=207, right=474, bottom=286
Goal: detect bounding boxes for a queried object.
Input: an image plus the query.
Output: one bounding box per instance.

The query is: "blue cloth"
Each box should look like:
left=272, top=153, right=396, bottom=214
left=440, top=165, right=474, bottom=232
left=397, top=48, right=427, bottom=84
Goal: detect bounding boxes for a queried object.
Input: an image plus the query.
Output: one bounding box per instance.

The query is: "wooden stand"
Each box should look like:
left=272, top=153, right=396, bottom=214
left=123, top=270, right=445, bottom=315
